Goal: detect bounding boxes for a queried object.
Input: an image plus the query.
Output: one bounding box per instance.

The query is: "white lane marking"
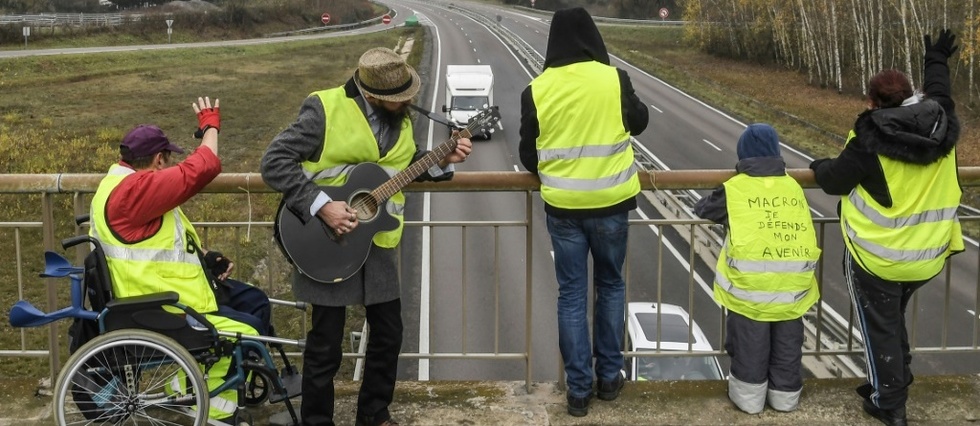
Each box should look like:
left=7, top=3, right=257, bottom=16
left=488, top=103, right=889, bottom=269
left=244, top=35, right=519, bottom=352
left=413, top=2, right=540, bottom=380
left=701, top=139, right=722, bottom=151
left=634, top=206, right=716, bottom=304
left=513, top=165, right=520, bottom=172
left=417, top=10, right=444, bottom=381
left=649, top=104, right=663, bottom=113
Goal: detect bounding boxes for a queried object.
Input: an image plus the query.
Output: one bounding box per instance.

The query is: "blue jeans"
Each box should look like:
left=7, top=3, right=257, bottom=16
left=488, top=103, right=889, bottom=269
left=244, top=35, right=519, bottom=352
left=547, top=212, right=628, bottom=398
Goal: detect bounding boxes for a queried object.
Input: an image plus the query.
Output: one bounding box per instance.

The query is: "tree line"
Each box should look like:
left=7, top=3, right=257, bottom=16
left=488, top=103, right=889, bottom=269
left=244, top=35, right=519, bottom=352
left=683, top=0, right=978, bottom=103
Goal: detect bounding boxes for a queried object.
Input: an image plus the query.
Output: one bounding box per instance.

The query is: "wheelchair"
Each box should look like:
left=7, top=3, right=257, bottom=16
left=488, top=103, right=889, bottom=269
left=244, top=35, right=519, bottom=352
left=9, top=230, right=306, bottom=425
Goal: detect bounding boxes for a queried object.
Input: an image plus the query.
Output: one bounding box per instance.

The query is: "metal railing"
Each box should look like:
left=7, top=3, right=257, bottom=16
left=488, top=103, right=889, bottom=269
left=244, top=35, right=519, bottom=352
left=1, top=169, right=979, bottom=387
left=0, top=13, right=128, bottom=27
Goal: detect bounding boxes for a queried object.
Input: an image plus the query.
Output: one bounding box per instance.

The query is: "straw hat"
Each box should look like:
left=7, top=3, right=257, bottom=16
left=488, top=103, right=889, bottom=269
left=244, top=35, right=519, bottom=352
left=353, top=47, right=420, bottom=103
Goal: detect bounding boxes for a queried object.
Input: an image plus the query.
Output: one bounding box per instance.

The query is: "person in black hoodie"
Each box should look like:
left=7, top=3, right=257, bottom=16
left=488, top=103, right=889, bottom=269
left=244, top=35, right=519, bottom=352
left=519, top=7, right=648, bottom=418
left=809, top=30, right=964, bottom=426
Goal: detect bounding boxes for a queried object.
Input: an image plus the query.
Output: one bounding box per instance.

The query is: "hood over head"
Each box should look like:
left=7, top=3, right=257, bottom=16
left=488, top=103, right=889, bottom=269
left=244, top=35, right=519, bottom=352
left=857, top=99, right=958, bottom=165
left=736, top=123, right=781, bottom=160
left=543, top=7, right=609, bottom=70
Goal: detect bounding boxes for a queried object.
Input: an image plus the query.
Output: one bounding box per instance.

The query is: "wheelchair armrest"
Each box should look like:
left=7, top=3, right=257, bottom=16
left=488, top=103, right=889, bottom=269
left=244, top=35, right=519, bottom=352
left=105, top=291, right=180, bottom=310
left=61, top=235, right=95, bottom=250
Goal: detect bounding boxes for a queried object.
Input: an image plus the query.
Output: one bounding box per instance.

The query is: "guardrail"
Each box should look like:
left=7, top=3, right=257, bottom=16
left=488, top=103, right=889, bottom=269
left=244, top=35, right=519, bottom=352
left=449, top=5, right=544, bottom=80
left=264, top=8, right=395, bottom=38
left=0, top=13, right=128, bottom=26
left=511, top=5, right=685, bottom=26
left=2, top=169, right=979, bottom=387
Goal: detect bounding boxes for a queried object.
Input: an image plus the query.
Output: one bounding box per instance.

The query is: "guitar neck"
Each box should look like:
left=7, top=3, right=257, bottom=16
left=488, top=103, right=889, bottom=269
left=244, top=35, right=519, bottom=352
left=371, top=129, right=470, bottom=201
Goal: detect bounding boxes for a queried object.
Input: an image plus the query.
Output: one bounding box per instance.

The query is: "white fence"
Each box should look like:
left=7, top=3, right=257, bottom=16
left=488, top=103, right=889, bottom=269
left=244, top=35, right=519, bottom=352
left=0, top=13, right=132, bottom=27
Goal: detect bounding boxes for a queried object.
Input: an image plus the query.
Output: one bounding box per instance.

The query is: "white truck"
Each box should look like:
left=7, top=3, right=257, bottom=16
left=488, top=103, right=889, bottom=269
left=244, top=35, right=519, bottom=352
left=442, top=65, right=496, bottom=139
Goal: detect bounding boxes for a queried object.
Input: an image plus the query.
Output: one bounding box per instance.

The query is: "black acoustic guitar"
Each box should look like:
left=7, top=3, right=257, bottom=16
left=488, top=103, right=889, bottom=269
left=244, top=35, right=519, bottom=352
left=274, top=106, right=501, bottom=283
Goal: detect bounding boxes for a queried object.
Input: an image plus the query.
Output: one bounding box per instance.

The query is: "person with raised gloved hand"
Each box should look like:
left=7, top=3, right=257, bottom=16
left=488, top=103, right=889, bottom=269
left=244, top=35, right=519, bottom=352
left=194, top=97, right=221, bottom=138
left=808, top=30, right=963, bottom=426
left=89, top=96, right=272, bottom=422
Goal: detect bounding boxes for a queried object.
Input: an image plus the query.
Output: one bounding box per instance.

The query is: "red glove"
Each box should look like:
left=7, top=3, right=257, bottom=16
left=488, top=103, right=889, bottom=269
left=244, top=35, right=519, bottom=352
left=194, top=106, right=220, bottom=138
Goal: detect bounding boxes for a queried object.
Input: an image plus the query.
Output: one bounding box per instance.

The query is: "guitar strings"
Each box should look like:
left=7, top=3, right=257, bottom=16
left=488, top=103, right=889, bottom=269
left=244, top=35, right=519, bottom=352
left=346, top=109, right=492, bottom=219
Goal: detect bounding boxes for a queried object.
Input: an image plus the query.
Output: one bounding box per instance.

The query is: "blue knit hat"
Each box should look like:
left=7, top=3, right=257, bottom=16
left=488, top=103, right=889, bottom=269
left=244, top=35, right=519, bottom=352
left=736, top=123, right=780, bottom=160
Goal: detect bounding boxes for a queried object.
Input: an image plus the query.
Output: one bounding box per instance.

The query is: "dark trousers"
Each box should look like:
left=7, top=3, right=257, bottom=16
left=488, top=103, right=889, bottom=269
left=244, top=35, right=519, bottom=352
left=216, top=278, right=272, bottom=336
left=301, top=299, right=403, bottom=426
left=725, top=310, right=804, bottom=391
left=845, top=252, right=929, bottom=410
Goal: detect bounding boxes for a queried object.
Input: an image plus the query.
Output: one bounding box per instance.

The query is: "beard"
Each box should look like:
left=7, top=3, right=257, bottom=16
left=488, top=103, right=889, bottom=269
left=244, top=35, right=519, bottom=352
left=367, top=98, right=411, bottom=128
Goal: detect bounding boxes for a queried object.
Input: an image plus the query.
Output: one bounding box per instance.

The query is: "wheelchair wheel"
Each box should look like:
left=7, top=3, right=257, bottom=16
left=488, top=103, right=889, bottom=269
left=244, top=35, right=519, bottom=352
left=53, top=329, right=210, bottom=425
left=244, top=370, right=270, bottom=406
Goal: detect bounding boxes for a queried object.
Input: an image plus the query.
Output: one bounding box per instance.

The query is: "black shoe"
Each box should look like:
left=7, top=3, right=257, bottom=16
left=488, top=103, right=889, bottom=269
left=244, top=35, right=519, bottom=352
left=567, top=394, right=592, bottom=417
left=597, top=371, right=625, bottom=401
left=862, top=400, right=907, bottom=426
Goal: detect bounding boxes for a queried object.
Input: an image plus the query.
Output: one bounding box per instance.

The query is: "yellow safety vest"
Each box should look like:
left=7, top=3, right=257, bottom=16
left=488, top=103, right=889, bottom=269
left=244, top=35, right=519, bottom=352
left=714, top=174, right=821, bottom=321
left=302, top=88, right=416, bottom=248
left=90, top=164, right=218, bottom=314
left=530, top=61, right=639, bottom=209
left=840, top=130, right=964, bottom=281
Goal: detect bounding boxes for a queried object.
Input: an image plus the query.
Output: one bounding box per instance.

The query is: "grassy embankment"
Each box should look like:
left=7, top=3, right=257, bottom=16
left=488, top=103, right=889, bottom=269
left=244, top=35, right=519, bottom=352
left=2, top=20, right=977, bottom=377
left=0, top=27, right=423, bottom=378
left=599, top=25, right=980, bottom=182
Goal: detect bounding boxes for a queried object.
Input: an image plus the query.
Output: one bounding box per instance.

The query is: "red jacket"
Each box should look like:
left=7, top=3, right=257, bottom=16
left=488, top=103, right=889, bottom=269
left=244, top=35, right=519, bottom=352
left=106, top=147, right=221, bottom=243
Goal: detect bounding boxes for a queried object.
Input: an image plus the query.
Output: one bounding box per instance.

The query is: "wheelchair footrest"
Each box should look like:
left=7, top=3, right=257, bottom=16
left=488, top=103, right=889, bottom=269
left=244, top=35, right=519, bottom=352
left=268, top=371, right=302, bottom=404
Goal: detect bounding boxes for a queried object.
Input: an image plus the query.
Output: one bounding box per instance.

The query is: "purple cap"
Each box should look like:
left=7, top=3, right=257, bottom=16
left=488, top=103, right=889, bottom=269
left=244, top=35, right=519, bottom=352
left=120, top=125, right=184, bottom=159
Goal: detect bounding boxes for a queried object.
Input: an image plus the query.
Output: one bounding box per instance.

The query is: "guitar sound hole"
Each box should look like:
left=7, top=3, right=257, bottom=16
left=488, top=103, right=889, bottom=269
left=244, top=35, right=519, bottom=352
left=350, top=192, right=379, bottom=222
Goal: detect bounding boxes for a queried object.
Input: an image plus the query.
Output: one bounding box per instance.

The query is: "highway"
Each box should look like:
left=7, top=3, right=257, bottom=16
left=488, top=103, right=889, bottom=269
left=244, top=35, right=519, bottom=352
left=388, top=0, right=980, bottom=382
left=4, top=0, right=977, bottom=382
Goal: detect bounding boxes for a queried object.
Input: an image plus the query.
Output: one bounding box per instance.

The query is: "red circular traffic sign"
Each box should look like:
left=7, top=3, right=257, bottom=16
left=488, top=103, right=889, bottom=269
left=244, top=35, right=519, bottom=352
left=382, top=14, right=391, bottom=25
left=658, top=8, right=669, bottom=19
left=321, top=13, right=330, bottom=24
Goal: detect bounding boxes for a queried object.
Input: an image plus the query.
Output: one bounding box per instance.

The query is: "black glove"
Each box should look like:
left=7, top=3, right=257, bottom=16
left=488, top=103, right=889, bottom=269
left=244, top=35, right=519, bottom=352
left=925, top=29, right=958, bottom=58
left=809, top=158, right=831, bottom=172
left=204, top=250, right=231, bottom=279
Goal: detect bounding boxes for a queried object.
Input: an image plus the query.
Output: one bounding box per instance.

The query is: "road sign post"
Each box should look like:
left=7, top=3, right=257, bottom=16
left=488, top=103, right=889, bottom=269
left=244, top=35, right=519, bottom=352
left=166, top=19, right=174, bottom=43
left=22, top=26, right=29, bottom=48
left=321, top=13, right=330, bottom=25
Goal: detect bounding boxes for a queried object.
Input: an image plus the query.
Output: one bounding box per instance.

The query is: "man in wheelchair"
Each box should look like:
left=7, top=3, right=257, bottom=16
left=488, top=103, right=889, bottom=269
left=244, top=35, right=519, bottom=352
left=88, top=97, right=271, bottom=421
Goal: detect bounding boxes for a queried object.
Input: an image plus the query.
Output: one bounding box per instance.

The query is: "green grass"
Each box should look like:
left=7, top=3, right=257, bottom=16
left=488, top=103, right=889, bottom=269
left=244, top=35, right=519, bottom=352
left=2, top=21, right=978, bottom=379
left=0, top=27, right=424, bottom=378
left=598, top=25, right=980, bottom=208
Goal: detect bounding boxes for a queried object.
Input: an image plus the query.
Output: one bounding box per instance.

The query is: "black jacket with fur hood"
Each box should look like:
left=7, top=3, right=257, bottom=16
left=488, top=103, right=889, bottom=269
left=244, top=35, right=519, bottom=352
left=809, top=50, right=960, bottom=208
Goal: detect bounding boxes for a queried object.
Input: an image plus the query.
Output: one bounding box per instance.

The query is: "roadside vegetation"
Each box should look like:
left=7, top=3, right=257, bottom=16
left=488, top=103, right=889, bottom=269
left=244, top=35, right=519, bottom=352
left=1, top=1, right=977, bottom=378
left=0, top=23, right=424, bottom=378
left=0, top=0, right=383, bottom=47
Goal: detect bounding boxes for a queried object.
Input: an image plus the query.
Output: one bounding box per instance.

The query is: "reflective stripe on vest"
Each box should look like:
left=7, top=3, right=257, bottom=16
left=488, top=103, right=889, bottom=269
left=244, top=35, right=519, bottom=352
left=302, top=88, right=415, bottom=248
left=713, top=174, right=820, bottom=322
left=90, top=164, right=217, bottom=313
left=839, top=129, right=964, bottom=281
left=530, top=61, right=639, bottom=209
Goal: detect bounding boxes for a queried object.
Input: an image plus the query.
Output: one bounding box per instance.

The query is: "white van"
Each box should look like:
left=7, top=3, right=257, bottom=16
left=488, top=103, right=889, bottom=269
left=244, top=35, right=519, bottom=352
left=442, top=65, right=496, bottom=139
left=625, top=302, right=725, bottom=381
